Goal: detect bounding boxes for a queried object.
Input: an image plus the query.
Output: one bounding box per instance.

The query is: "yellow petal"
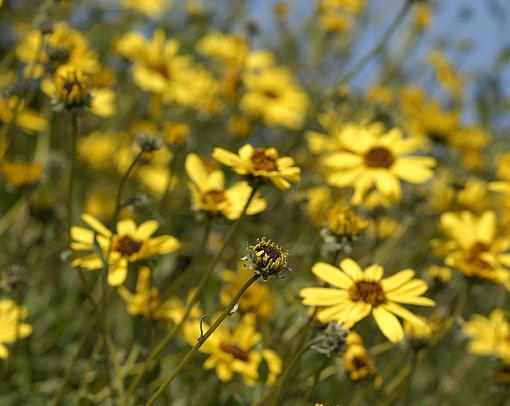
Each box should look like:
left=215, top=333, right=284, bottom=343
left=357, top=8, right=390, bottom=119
left=81, top=213, right=111, bottom=237
left=300, top=288, right=348, bottom=306
left=381, top=269, right=415, bottom=291
left=339, top=258, right=363, bottom=281
left=311, top=262, right=352, bottom=288
left=185, top=153, right=210, bottom=191
left=136, top=220, right=159, bottom=239
left=373, top=306, right=404, bottom=343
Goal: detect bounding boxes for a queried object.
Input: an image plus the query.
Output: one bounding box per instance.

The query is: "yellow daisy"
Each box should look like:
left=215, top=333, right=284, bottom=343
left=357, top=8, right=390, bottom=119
left=240, top=65, right=309, bottom=130
left=2, top=161, right=42, bottom=187
left=0, top=96, right=48, bottom=134
left=433, top=211, right=510, bottom=289
left=185, top=153, right=266, bottom=220
left=0, top=299, right=32, bottom=359
left=118, top=267, right=200, bottom=322
left=344, top=332, right=378, bottom=381
left=183, top=313, right=281, bottom=385
left=115, top=29, right=219, bottom=111
left=464, top=309, right=510, bottom=363
left=71, top=214, right=180, bottom=286
left=300, top=258, right=435, bottom=343
left=212, top=144, right=300, bottom=189
left=322, top=123, right=435, bottom=205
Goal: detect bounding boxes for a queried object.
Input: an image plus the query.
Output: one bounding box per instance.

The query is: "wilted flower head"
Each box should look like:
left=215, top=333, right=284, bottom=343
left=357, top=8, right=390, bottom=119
left=244, top=238, right=289, bottom=280
left=54, top=64, right=91, bottom=109
left=311, top=321, right=349, bottom=357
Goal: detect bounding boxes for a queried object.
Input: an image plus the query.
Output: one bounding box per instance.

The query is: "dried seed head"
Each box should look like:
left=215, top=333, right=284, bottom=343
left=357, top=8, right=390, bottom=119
left=244, top=238, right=289, bottom=280
left=311, top=322, right=349, bottom=358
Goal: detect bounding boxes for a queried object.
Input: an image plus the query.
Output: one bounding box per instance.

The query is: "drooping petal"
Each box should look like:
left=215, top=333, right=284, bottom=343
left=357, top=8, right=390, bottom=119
left=373, top=306, right=404, bottom=343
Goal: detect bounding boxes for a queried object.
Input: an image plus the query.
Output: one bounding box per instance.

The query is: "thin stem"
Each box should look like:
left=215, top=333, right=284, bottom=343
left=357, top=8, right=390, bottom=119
left=299, top=357, right=330, bottom=406
left=67, top=111, right=78, bottom=242
left=158, top=144, right=183, bottom=211
left=146, top=274, right=261, bottom=405
left=76, top=269, right=126, bottom=405
left=50, top=318, right=96, bottom=406
left=126, top=188, right=258, bottom=396
left=335, top=0, right=411, bottom=86
left=267, top=338, right=320, bottom=406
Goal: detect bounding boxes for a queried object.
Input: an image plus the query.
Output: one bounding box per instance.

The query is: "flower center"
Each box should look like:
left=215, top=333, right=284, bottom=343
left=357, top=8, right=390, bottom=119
left=466, top=241, right=492, bottom=270
left=114, top=235, right=143, bottom=256
left=352, top=355, right=369, bottom=370
left=254, top=242, right=283, bottom=262
left=152, top=62, right=170, bottom=79
left=349, top=281, right=386, bottom=306
left=264, top=89, right=279, bottom=99
left=220, top=342, right=250, bottom=361
left=201, top=189, right=227, bottom=205
left=364, top=147, right=394, bottom=168
left=251, top=148, right=277, bottom=171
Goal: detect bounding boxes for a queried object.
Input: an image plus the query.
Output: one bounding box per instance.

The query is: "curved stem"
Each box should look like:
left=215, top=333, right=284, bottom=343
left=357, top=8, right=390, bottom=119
left=126, top=188, right=258, bottom=396
left=146, top=273, right=261, bottom=405
left=336, top=0, right=411, bottom=86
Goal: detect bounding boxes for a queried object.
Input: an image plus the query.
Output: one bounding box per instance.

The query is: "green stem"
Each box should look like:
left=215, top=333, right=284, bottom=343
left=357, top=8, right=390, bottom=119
left=268, top=338, right=319, bottom=406
left=76, top=270, right=126, bottom=405
left=335, top=0, right=411, bottom=86
left=299, top=357, right=330, bottom=406
left=146, top=273, right=261, bottom=405
left=50, top=318, right=96, bottom=406
left=126, top=188, right=258, bottom=396
left=67, top=111, right=78, bottom=242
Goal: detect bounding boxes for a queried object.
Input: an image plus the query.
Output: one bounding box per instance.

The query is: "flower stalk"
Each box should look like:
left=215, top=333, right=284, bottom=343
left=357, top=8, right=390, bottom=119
left=146, top=273, right=261, bottom=405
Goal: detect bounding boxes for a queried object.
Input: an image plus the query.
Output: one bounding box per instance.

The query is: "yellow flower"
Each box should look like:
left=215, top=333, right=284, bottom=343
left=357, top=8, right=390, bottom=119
left=42, top=65, right=116, bottom=117
left=428, top=50, right=464, bottom=100
left=71, top=214, right=180, bottom=286
left=241, top=65, right=309, bottom=130
left=300, top=258, right=435, bottom=343
left=433, top=211, right=510, bottom=289
left=54, top=64, right=91, bottom=108
left=77, top=131, right=122, bottom=168
left=325, top=207, right=368, bottom=239
left=344, top=332, right=377, bottom=381
left=464, top=309, right=510, bottom=363
left=183, top=313, right=281, bottom=385
left=322, top=123, right=435, bottom=205
left=116, top=29, right=219, bottom=111
left=16, top=22, right=100, bottom=77
left=414, top=3, right=433, bottom=30
left=118, top=267, right=200, bottom=322
left=220, top=264, right=275, bottom=318
left=0, top=299, right=32, bottom=359
left=212, top=144, right=300, bottom=189
left=2, top=161, right=42, bottom=187
left=425, top=265, right=452, bottom=285
left=163, top=121, right=190, bottom=145
left=0, top=96, right=48, bottom=134
left=244, top=238, right=289, bottom=280
left=121, top=0, right=169, bottom=16
left=196, top=31, right=248, bottom=65
left=185, top=153, right=266, bottom=220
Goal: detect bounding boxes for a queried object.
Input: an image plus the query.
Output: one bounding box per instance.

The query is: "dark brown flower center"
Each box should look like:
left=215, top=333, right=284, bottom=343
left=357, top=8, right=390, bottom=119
left=349, top=281, right=386, bottom=306
left=264, top=90, right=279, bottom=99
left=352, top=355, right=369, bottom=370
left=255, top=243, right=282, bottom=262
left=251, top=148, right=277, bottom=171
left=201, top=189, right=227, bottom=205
left=466, top=241, right=493, bottom=270
left=152, top=62, right=170, bottom=79
left=114, top=235, right=143, bottom=256
left=220, top=342, right=250, bottom=361
left=364, top=147, right=394, bottom=168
